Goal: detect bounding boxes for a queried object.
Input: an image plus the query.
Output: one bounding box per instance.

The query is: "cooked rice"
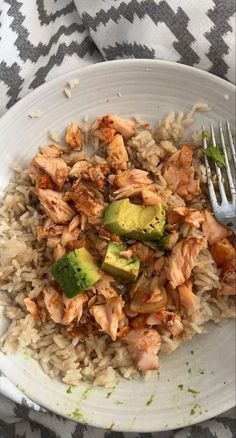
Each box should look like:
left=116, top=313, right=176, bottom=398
left=0, top=105, right=235, bottom=388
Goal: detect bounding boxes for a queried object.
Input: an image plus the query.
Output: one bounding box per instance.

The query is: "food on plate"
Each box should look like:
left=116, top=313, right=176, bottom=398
left=101, top=242, right=140, bottom=281
left=0, top=109, right=235, bottom=389
left=52, top=248, right=101, bottom=297
left=103, top=199, right=165, bottom=240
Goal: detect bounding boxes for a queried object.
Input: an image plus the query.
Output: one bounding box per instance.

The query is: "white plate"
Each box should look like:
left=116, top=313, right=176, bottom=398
left=0, top=60, right=235, bottom=432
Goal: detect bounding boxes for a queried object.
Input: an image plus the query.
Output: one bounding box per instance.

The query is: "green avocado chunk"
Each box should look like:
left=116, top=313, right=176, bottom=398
left=52, top=248, right=101, bottom=298
left=101, top=242, right=140, bottom=281
left=103, top=198, right=165, bottom=241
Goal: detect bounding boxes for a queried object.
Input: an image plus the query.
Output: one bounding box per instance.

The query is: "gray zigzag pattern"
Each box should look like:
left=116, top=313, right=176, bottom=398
left=81, top=0, right=200, bottom=66
left=36, top=0, right=75, bottom=25
left=30, top=36, right=96, bottom=89
left=103, top=41, right=155, bottom=59
left=205, top=0, right=235, bottom=78
left=6, top=0, right=86, bottom=62
left=0, top=61, right=24, bottom=108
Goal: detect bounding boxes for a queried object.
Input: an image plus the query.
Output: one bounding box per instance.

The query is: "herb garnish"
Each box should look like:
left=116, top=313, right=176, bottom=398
left=204, top=146, right=225, bottom=166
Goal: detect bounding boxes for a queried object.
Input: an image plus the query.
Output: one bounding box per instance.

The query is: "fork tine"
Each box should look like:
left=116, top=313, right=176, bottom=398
left=226, top=120, right=236, bottom=168
left=210, top=123, right=227, bottom=204
left=202, top=125, right=218, bottom=208
left=219, top=123, right=236, bottom=201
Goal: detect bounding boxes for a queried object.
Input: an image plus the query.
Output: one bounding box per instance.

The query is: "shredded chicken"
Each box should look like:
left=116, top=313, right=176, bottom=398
left=65, top=122, right=84, bottom=150
left=62, top=293, right=88, bottom=325
left=43, top=286, right=64, bottom=324
left=122, top=328, right=161, bottom=371
left=32, top=155, right=69, bottom=190
left=91, top=296, right=124, bottom=341
left=36, top=174, right=55, bottom=190
left=202, top=211, right=231, bottom=244
left=38, top=189, right=75, bottom=224
left=168, top=206, right=205, bottom=228
left=24, top=298, right=39, bottom=318
left=91, top=274, right=117, bottom=299
left=93, top=115, right=136, bottom=140
left=111, top=169, right=152, bottom=187
left=64, top=181, right=105, bottom=217
left=178, top=281, right=196, bottom=315
left=211, top=238, right=235, bottom=273
left=165, top=237, right=204, bottom=288
left=163, top=144, right=201, bottom=201
left=147, top=311, right=184, bottom=337
left=69, top=160, right=90, bottom=178
left=107, top=134, right=129, bottom=171
left=39, top=144, right=67, bottom=158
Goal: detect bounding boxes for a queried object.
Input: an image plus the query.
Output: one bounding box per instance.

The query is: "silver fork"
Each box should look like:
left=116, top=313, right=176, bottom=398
left=202, top=121, right=236, bottom=233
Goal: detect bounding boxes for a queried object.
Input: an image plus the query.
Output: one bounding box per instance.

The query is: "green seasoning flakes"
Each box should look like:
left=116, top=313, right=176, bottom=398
left=66, top=385, right=74, bottom=394
left=204, top=146, right=225, bottom=166
left=178, top=384, right=184, bottom=391
left=146, top=394, right=155, bottom=406
left=188, top=388, right=199, bottom=398
left=202, top=130, right=210, bottom=140
left=71, top=409, right=84, bottom=420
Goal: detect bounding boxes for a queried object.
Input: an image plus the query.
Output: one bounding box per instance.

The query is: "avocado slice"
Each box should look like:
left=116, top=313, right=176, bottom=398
left=103, top=199, right=165, bottom=241
left=52, top=248, right=101, bottom=297
left=101, top=242, right=140, bottom=281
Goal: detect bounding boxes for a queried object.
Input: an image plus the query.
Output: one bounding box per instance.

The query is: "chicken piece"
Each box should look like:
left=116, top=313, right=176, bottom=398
left=217, top=271, right=236, bottom=296
left=211, top=238, right=235, bottom=273
left=163, top=144, right=200, bottom=201
left=64, top=181, right=105, bottom=217
left=91, top=274, right=117, bottom=299
left=39, top=144, right=67, bottom=158
left=38, top=189, right=75, bottom=224
left=91, top=296, right=124, bottom=341
left=147, top=311, right=184, bottom=337
left=36, top=226, right=49, bottom=242
left=94, top=115, right=136, bottom=140
left=66, top=238, right=89, bottom=252
left=107, top=134, right=128, bottom=171
left=98, top=228, right=122, bottom=243
left=69, top=160, right=90, bottom=178
left=53, top=244, right=66, bottom=261
left=122, top=328, right=161, bottom=371
left=24, top=298, right=39, bottom=318
left=65, top=122, right=84, bottom=150
left=142, top=188, right=162, bottom=206
left=62, top=293, right=88, bottom=325
left=43, top=286, right=64, bottom=323
left=119, top=249, right=133, bottom=260
left=165, top=237, right=204, bottom=288
left=85, top=164, right=109, bottom=189
left=32, top=155, right=69, bottom=190
left=202, top=211, right=231, bottom=244
left=131, top=242, right=155, bottom=265
left=178, top=280, right=196, bottom=315
left=92, top=125, right=116, bottom=143
left=130, top=275, right=167, bottom=314
left=111, top=169, right=152, bottom=187
left=36, top=174, right=55, bottom=190
left=113, top=183, right=153, bottom=200
left=167, top=206, right=205, bottom=228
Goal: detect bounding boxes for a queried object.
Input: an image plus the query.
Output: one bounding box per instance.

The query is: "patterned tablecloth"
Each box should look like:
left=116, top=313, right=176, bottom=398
left=0, top=1, right=235, bottom=437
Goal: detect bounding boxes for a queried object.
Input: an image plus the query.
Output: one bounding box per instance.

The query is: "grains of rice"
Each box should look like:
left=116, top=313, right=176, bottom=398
left=64, top=88, right=72, bottom=99
left=28, top=110, right=42, bottom=119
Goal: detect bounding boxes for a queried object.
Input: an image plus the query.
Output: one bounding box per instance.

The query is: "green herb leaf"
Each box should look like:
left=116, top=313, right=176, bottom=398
left=204, top=146, right=225, bottom=166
